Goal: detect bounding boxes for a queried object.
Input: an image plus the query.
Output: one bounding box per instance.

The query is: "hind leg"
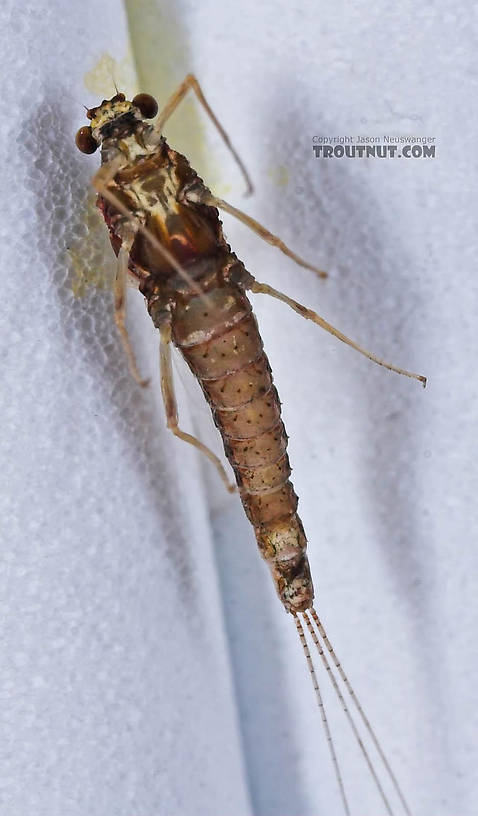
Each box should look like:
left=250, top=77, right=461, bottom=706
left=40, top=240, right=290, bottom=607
left=159, top=320, right=236, bottom=493
left=114, top=236, right=149, bottom=388
left=249, top=278, right=426, bottom=386
left=184, top=188, right=327, bottom=279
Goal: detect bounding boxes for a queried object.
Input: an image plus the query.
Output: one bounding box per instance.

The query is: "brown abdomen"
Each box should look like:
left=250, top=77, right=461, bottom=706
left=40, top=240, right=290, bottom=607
left=172, top=283, right=314, bottom=613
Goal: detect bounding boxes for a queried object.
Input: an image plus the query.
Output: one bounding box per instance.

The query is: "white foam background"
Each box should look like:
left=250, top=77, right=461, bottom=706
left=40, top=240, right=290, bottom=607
left=1, top=1, right=477, bottom=815
left=0, top=3, right=250, bottom=816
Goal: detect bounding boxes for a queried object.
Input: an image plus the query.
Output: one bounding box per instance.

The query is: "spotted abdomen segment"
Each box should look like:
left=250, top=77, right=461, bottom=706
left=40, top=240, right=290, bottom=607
left=173, top=283, right=314, bottom=612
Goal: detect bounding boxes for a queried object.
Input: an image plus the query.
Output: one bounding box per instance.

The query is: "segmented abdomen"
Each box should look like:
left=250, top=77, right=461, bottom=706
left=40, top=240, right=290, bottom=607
left=172, top=282, right=314, bottom=613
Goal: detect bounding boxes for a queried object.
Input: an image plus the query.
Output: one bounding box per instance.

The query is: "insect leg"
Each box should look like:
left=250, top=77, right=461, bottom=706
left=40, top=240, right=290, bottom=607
left=159, top=320, right=236, bottom=493
left=155, top=73, right=253, bottom=196
left=184, top=189, right=327, bottom=279
left=91, top=153, right=127, bottom=192
left=249, top=279, right=427, bottom=386
left=87, top=157, right=147, bottom=385
left=115, top=236, right=149, bottom=387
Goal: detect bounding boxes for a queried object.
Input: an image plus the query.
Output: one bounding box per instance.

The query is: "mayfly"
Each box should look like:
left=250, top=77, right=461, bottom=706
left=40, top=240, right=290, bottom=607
left=75, top=74, right=426, bottom=815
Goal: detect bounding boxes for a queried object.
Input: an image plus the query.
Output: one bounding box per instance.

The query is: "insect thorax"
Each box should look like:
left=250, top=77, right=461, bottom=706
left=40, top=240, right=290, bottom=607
left=99, top=135, right=234, bottom=298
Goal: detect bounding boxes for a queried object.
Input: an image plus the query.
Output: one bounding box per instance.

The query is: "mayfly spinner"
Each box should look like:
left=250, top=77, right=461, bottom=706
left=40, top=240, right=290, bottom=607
left=75, top=74, right=426, bottom=815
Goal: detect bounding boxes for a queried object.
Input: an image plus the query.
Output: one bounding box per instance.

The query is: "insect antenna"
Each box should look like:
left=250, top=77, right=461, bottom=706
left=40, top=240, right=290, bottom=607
left=293, top=613, right=350, bottom=816
left=107, top=63, right=119, bottom=95
left=307, top=607, right=413, bottom=816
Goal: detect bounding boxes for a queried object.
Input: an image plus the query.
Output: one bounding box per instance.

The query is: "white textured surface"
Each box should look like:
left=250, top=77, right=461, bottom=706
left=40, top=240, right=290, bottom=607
left=1, top=1, right=477, bottom=816
left=0, top=3, right=250, bottom=816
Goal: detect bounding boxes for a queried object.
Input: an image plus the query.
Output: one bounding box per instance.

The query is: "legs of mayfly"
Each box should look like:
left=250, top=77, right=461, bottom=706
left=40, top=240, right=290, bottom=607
left=154, top=73, right=254, bottom=197
left=94, top=72, right=426, bottom=400
left=158, top=321, right=236, bottom=494
left=115, top=236, right=149, bottom=388
left=89, top=75, right=424, bottom=815
left=184, top=187, right=426, bottom=386
left=91, top=73, right=334, bottom=483
left=94, top=71, right=426, bottom=400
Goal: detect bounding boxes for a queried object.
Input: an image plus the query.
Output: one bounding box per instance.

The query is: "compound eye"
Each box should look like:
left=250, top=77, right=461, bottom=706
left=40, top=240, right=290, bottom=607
left=112, top=92, right=126, bottom=103
left=75, top=125, right=98, bottom=154
left=132, top=93, right=158, bottom=119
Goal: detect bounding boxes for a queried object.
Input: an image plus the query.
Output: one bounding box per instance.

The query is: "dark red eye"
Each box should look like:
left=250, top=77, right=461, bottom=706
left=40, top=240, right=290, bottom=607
left=112, top=93, right=126, bottom=102
left=75, top=126, right=98, bottom=154
left=132, top=93, right=158, bottom=119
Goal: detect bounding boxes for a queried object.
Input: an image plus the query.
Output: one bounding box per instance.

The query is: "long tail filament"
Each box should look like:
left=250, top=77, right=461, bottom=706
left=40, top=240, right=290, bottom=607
left=309, top=608, right=413, bottom=816
left=293, top=613, right=350, bottom=816
left=293, top=607, right=413, bottom=816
